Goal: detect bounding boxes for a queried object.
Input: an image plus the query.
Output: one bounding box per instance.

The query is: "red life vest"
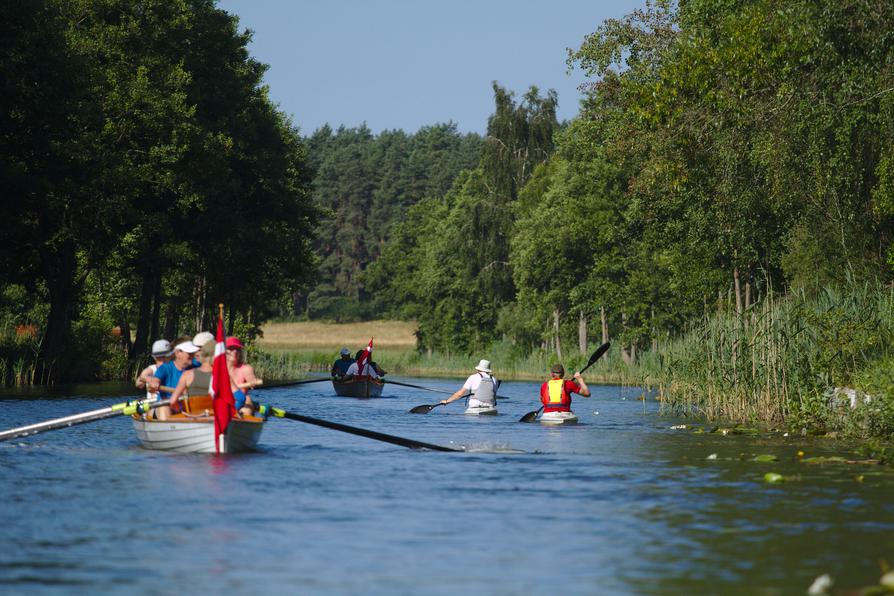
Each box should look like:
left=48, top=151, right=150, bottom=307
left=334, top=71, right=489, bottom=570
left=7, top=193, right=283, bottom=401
left=541, top=378, right=572, bottom=412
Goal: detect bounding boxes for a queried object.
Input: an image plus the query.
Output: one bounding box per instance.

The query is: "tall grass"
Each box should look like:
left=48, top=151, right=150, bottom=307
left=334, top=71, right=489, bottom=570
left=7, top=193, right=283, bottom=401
left=655, top=283, right=894, bottom=432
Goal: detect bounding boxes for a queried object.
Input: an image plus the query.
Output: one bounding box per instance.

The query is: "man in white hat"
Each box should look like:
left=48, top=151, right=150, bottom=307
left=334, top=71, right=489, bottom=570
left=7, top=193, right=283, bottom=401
left=440, top=359, right=498, bottom=411
left=135, top=339, right=174, bottom=404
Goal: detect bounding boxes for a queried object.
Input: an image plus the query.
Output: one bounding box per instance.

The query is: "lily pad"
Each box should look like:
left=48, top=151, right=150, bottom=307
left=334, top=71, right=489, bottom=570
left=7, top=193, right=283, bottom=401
left=751, top=454, right=779, bottom=463
left=763, top=472, right=785, bottom=483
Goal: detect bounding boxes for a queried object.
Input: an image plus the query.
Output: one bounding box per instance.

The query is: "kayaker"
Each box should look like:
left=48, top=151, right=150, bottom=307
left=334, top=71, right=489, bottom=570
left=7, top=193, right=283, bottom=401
left=331, top=347, right=354, bottom=380
left=148, top=338, right=201, bottom=420
left=344, top=349, right=381, bottom=380
left=540, top=363, right=590, bottom=414
left=440, top=359, right=498, bottom=410
left=135, top=339, right=174, bottom=405
left=226, top=337, right=259, bottom=417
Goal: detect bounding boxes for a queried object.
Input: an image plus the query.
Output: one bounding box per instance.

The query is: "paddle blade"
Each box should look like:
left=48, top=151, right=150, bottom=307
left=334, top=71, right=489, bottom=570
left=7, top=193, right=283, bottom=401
left=519, top=409, right=540, bottom=423
left=409, top=403, right=439, bottom=414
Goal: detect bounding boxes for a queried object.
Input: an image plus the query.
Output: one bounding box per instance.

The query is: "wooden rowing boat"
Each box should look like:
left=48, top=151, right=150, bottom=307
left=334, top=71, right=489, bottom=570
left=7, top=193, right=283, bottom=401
left=131, top=395, right=264, bottom=453
left=332, top=376, right=384, bottom=398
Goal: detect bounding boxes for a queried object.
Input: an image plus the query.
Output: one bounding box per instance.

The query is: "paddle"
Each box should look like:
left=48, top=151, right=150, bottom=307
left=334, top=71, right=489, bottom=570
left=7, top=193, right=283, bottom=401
left=519, top=342, right=611, bottom=423
left=257, top=377, right=330, bottom=389
left=256, top=404, right=461, bottom=452
left=0, top=396, right=171, bottom=442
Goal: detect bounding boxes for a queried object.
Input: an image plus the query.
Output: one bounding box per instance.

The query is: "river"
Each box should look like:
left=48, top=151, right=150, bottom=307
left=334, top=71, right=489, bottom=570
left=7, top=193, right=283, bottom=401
left=0, top=380, right=891, bottom=594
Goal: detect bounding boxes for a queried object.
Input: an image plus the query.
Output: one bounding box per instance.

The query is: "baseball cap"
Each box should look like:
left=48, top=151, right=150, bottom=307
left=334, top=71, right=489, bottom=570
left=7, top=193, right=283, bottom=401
left=225, top=337, right=244, bottom=350
left=340, top=347, right=351, bottom=356
left=151, top=339, right=173, bottom=357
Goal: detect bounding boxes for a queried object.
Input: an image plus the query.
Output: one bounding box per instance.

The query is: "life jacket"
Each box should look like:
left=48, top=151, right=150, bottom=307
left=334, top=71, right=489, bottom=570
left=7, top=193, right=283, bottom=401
left=471, top=374, right=496, bottom=406
left=542, top=378, right=572, bottom=412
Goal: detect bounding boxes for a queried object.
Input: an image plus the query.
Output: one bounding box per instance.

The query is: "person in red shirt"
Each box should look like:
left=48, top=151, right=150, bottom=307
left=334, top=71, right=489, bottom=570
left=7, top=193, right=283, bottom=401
left=540, top=363, right=590, bottom=412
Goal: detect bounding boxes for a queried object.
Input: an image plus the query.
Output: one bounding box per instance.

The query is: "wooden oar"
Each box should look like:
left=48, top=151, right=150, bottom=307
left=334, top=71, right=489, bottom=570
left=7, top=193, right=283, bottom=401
left=390, top=379, right=510, bottom=401
left=256, top=404, right=460, bottom=452
left=519, top=342, right=611, bottom=423
left=0, top=396, right=169, bottom=442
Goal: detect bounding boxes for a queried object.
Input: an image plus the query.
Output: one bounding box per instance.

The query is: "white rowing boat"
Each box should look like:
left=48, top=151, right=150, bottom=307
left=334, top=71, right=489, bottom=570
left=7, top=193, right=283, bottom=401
left=131, top=395, right=264, bottom=453
left=539, top=411, right=579, bottom=425
left=464, top=405, right=498, bottom=416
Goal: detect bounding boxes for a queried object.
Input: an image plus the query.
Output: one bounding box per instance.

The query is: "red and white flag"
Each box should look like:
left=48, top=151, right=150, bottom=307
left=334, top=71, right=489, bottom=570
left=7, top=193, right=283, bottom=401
left=356, top=338, right=373, bottom=376
left=211, top=314, right=236, bottom=454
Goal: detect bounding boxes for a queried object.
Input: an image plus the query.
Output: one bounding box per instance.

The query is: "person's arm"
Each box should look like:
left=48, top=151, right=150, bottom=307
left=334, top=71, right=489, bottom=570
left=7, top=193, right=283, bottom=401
left=135, top=365, right=153, bottom=389
left=573, top=373, right=590, bottom=397
left=169, top=371, right=192, bottom=407
left=440, top=386, right=469, bottom=405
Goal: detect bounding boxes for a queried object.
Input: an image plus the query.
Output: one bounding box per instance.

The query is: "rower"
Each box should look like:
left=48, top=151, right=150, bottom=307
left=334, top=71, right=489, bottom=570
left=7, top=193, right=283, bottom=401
left=331, top=347, right=354, bottom=380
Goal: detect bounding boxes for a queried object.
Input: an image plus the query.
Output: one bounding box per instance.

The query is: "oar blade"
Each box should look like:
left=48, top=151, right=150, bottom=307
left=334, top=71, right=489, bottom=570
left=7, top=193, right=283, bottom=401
left=519, top=410, right=540, bottom=423
left=409, top=404, right=438, bottom=414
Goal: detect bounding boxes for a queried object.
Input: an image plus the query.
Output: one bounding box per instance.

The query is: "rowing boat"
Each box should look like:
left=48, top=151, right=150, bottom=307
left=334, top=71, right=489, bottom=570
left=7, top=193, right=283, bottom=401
left=464, top=405, right=497, bottom=416
left=332, top=376, right=384, bottom=398
left=539, top=411, right=579, bottom=425
left=131, top=395, right=264, bottom=453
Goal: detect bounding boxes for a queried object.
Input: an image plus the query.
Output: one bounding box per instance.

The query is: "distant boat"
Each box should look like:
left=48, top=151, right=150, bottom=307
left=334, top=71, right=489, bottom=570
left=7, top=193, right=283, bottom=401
left=332, top=376, right=384, bottom=398
left=132, top=394, right=264, bottom=453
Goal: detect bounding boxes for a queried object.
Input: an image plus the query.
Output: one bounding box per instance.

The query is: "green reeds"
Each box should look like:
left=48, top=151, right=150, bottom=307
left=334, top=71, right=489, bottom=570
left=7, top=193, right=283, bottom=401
left=655, top=282, right=894, bottom=429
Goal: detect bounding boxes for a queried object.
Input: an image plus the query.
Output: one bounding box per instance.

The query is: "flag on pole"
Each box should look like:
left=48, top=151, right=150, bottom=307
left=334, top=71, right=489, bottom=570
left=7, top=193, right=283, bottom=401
left=356, top=338, right=373, bottom=376
left=211, top=312, right=236, bottom=454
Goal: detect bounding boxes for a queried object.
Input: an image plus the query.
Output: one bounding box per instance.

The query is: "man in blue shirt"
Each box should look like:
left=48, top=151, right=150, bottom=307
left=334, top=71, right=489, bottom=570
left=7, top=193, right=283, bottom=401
left=331, top=347, right=354, bottom=380
left=148, top=339, right=200, bottom=420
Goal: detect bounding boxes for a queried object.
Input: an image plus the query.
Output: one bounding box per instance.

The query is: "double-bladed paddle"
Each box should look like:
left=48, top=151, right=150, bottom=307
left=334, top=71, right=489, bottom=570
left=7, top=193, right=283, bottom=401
left=405, top=380, right=510, bottom=414
left=519, top=342, right=611, bottom=423
left=256, top=404, right=460, bottom=452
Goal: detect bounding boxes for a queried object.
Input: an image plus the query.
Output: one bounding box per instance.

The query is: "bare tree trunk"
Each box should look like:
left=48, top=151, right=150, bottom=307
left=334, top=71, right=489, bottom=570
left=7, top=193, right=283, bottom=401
left=745, top=280, right=752, bottom=312
left=734, top=265, right=742, bottom=316
left=553, top=308, right=562, bottom=362
left=621, top=312, right=632, bottom=365
left=578, top=310, right=587, bottom=355
left=600, top=305, right=608, bottom=344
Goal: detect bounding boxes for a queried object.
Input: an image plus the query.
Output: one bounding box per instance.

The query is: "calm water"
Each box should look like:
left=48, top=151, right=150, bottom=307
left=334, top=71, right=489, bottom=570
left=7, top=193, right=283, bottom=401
left=1, top=380, right=892, bottom=595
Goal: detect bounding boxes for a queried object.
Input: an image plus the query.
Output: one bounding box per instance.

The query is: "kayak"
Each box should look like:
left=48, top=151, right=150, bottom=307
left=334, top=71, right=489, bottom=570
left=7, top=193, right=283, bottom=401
left=464, top=405, right=497, bottom=416
left=539, top=411, right=579, bottom=425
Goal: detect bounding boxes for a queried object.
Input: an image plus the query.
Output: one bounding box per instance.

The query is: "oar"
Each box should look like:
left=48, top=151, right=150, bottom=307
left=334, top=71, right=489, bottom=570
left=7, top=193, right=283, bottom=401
left=256, top=377, right=330, bottom=389
left=256, top=404, right=461, bottom=452
left=409, top=402, right=448, bottom=414
left=390, top=379, right=510, bottom=401
left=519, top=342, right=611, bottom=423
left=0, top=396, right=169, bottom=442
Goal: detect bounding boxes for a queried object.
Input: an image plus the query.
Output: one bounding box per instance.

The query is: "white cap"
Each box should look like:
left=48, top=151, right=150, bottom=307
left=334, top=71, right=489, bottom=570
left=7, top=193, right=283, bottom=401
left=175, top=341, right=200, bottom=354
left=475, top=359, right=492, bottom=373
left=151, top=339, right=173, bottom=357
left=193, top=331, right=214, bottom=348
left=340, top=347, right=351, bottom=356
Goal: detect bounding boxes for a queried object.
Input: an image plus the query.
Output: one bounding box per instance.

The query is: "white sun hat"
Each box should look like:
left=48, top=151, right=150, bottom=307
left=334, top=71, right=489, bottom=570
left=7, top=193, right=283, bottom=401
left=474, top=359, right=492, bottom=373
left=175, top=341, right=200, bottom=354
left=193, top=331, right=214, bottom=348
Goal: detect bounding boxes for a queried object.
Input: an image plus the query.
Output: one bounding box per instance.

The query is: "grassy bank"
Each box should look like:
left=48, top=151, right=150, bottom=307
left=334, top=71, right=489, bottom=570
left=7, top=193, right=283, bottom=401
left=253, top=320, right=648, bottom=386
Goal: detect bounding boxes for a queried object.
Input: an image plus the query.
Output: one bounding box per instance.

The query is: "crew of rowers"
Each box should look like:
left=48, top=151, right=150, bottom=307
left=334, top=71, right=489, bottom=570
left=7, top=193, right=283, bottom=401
left=135, top=332, right=260, bottom=421
left=330, top=347, right=386, bottom=381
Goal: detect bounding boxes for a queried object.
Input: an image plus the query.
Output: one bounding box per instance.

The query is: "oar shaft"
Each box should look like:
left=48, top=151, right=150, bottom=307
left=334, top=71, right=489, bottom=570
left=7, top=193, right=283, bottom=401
left=260, top=405, right=460, bottom=452
left=0, top=398, right=161, bottom=442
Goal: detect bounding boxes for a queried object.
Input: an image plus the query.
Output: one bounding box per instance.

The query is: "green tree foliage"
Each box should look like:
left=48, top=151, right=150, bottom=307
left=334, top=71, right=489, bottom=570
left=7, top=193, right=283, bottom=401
left=306, top=123, right=481, bottom=320
left=0, top=0, right=318, bottom=382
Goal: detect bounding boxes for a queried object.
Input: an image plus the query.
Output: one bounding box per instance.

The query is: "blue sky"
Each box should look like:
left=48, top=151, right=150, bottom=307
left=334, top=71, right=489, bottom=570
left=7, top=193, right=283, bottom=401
left=217, top=1, right=644, bottom=135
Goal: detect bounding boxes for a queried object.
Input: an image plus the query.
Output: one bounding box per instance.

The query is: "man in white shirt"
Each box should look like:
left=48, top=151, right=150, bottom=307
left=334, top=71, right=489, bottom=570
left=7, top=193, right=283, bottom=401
left=440, top=359, right=498, bottom=409
left=344, top=349, right=381, bottom=380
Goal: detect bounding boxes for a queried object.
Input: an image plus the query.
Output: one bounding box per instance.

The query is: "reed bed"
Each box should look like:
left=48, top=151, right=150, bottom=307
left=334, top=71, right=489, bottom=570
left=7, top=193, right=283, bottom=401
left=655, top=283, right=894, bottom=433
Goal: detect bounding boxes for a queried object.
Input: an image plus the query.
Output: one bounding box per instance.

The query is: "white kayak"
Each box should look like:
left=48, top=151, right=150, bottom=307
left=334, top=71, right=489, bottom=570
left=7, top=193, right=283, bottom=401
left=540, top=411, right=579, bottom=425
left=464, top=405, right=498, bottom=416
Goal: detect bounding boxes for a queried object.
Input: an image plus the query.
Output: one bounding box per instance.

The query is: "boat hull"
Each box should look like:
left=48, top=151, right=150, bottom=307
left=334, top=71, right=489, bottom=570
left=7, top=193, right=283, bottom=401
left=332, top=377, right=384, bottom=398
left=132, top=395, right=264, bottom=453
left=464, top=405, right=498, bottom=416
left=540, top=411, right=579, bottom=425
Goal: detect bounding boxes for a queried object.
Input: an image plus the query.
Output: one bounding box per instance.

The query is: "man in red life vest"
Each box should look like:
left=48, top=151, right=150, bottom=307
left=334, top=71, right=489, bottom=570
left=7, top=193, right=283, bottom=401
left=540, top=363, right=590, bottom=412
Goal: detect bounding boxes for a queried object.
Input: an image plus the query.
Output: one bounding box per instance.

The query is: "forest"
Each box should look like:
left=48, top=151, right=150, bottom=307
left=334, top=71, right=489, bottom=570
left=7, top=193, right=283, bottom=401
left=2, top=0, right=893, bottom=435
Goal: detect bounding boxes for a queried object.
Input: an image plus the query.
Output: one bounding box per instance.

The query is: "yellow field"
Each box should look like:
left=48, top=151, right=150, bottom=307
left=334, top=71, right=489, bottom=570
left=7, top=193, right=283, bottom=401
left=258, top=320, right=418, bottom=350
